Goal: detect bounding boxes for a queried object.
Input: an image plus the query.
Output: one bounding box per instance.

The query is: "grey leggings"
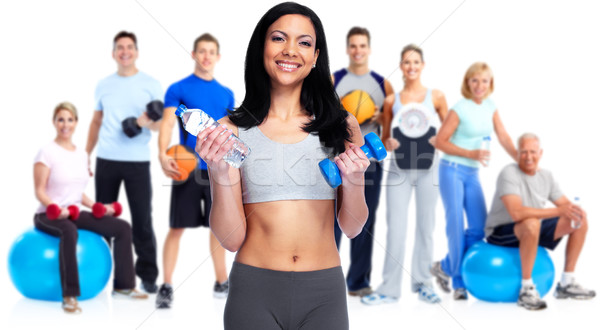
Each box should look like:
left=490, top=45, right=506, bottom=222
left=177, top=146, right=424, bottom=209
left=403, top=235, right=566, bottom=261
left=376, top=159, right=439, bottom=298
left=224, top=262, right=349, bottom=330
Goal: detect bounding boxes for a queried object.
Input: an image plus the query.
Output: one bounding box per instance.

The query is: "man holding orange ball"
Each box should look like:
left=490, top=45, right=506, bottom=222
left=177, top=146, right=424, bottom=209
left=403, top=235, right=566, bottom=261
left=331, top=27, right=394, bottom=297
left=156, top=33, right=235, bottom=308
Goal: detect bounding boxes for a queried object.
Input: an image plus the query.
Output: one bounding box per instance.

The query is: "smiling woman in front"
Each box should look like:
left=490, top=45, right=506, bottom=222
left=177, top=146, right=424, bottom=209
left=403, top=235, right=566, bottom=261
left=193, top=2, right=369, bottom=330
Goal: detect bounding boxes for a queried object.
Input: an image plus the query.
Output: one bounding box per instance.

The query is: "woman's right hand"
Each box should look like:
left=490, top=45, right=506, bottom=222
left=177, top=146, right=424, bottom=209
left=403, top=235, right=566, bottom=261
left=384, top=137, right=400, bottom=151
left=469, top=149, right=491, bottom=166
left=195, top=124, right=236, bottom=177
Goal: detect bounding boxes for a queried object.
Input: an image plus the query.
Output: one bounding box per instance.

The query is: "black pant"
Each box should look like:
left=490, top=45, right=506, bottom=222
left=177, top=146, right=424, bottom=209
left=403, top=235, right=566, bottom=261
left=34, top=211, right=135, bottom=297
left=334, top=161, right=382, bottom=291
left=95, top=157, right=158, bottom=284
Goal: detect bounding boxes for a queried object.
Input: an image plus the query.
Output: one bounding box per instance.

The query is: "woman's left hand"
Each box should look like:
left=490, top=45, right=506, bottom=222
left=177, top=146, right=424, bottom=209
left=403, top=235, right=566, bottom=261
left=334, top=144, right=370, bottom=186
left=104, top=203, right=115, bottom=217
left=428, top=135, right=437, bottom=147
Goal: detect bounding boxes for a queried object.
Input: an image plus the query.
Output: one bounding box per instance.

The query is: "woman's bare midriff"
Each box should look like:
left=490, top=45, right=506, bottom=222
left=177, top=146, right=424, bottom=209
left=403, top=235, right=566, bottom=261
left=235, top=199, right=341, bottom=271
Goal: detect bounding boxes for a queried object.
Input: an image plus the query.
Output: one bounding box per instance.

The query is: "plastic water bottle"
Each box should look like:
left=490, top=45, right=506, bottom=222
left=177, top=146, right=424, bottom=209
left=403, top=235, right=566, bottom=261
left=175, top=104, right=250, bottom=168
left=571, top=197, right=582, bottom=229
left=481, top=136, right=491, bottom=166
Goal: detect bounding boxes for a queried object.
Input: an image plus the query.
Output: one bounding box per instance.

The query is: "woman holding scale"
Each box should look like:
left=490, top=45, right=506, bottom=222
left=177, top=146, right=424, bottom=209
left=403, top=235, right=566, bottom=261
left=362, top=44, right=447, bottom=305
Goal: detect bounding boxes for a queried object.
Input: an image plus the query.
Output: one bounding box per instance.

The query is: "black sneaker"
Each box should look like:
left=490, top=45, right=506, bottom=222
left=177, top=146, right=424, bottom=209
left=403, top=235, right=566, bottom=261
left=213, top=280, right=229, bottom=299
left=156, top=284, right=174, bottom=309
left=518, top=285, right=547, bottom=310
left=141, top=280, right=158, bottom=294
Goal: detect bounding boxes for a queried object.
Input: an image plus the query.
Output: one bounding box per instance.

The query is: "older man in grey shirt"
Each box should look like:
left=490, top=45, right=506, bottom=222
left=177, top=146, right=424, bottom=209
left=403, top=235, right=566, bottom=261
left=485, top=133, right=594, bottom=311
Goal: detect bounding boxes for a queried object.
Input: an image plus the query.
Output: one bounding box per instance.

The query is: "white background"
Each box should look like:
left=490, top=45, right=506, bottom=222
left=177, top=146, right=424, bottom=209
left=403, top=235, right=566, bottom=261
left=1, top=0, right=599, bottom=329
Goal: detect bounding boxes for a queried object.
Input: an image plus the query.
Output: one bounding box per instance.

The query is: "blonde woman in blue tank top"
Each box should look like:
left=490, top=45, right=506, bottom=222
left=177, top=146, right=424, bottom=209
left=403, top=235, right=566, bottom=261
left=431, top=62, right=518, bottom=300
left=194, top=3, right=369, bottom=329
left=362, top=44, right=447, bottom=305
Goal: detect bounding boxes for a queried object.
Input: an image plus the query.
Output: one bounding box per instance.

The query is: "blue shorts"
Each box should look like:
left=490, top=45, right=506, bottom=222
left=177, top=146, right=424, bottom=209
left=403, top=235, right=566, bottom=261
left=487, top=217, right=563, bottom=250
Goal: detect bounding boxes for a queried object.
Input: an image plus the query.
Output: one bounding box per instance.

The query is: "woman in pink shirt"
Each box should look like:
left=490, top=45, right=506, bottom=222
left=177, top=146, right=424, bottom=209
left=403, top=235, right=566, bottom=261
left=33, top=102, right=147, bottom=314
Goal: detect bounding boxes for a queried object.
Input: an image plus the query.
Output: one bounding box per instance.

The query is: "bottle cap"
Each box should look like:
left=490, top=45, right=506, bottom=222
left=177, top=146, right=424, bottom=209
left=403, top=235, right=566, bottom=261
left=175, top=104, right=187, bottom=117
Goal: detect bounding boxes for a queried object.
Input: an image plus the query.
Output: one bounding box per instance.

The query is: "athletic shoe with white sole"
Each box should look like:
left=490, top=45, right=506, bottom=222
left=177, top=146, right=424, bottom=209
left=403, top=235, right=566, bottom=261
left=214, top=280, right=229, bottom=299
left=554, top=281, right=596, bottom=300
left=361, top=293, right=398, bottom=305
left=416, top=285, right=441, bottom=304
left=430, top=261, right=451, bottom=293
left=453, top=288, right=468, bottom=300
left=112, top=289, right=148, bottom=300
left=518, top=285, right=547, bottom=311
left=156, top=284, right=174, bottom=308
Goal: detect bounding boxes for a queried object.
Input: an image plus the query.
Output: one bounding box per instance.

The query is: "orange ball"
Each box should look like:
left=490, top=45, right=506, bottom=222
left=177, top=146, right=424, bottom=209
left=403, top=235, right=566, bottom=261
left=166, top=145, right=198, bottom=182
left=341, top=90, right=376, bottom=124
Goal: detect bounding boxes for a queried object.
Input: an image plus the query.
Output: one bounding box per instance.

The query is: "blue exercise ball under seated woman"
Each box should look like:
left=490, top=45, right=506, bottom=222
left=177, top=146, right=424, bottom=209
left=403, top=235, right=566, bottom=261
left=8, top=228, right=112, bottom=302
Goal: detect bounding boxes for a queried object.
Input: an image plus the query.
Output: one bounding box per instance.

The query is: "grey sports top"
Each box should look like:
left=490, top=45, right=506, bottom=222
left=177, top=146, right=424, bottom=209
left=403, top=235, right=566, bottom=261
left=238, top=126, right=336, bottom=204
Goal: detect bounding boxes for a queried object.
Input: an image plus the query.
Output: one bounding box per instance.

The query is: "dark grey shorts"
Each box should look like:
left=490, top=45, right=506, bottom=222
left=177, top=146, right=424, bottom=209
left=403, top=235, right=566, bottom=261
left=224, top=262, right=349, bottom=330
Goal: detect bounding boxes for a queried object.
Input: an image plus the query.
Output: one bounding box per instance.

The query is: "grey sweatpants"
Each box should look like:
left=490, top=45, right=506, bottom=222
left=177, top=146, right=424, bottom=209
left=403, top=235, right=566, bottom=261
left=224, top=262, right=349, bottom=330
left=376, top=159, right=439, bottom=298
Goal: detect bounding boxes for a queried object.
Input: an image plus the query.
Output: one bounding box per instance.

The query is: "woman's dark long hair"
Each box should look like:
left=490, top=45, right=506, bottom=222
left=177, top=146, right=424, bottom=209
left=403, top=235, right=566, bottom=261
left=228, top=1, right=350, bottom=155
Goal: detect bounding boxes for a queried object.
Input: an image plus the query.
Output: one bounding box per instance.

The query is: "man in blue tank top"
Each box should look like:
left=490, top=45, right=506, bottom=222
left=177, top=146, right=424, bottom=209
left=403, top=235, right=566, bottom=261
left=86, top=31, right=162, bottom=294
left=332, top=27, right=394, bottom=297
left=156, top=33, right=235, bottom=308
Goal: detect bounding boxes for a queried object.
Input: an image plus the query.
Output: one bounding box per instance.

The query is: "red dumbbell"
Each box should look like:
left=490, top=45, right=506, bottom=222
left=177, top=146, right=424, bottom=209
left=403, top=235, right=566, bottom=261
left=92, top=202, right=123, bottom=219
left=46, top=203, right=80, bottom=220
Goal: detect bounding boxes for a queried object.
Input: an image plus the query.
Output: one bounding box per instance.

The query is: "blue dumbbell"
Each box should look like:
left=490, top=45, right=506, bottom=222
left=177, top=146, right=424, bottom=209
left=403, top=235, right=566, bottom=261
left=319, top=132, right=387, bottom=188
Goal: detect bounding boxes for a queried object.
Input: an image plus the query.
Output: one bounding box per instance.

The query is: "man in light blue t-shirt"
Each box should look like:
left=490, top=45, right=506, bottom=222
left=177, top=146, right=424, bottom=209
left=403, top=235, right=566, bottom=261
left=86, top=31, right=162, bottom=294
left=155, top=33, right=234, bottom=308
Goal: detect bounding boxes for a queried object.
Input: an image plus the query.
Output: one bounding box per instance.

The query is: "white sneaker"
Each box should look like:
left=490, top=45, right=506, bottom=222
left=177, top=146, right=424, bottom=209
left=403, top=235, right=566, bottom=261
left=416, top=285, right=441, bottom=304
left=112, top=289, right=148, bottom=300
left=554, top=281, right=596, bottom=300
left=517, top=285, right=547, bottom=310
left=361, top=293, right=398, bottom=305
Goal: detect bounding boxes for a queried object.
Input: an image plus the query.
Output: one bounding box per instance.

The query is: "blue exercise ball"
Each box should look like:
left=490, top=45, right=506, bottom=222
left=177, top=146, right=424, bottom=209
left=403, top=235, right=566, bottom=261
left=462, top=241, right=555, bottom=302
left=8, top=228, right=112, bottom=302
